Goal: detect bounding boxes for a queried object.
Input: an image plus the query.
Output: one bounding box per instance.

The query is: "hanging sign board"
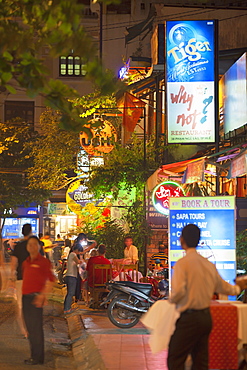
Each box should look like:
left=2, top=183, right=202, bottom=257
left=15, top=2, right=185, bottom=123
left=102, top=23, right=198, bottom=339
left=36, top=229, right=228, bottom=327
left=169, top=196, right=236, bottom=289
left=166, top=20, right=216, bottom=143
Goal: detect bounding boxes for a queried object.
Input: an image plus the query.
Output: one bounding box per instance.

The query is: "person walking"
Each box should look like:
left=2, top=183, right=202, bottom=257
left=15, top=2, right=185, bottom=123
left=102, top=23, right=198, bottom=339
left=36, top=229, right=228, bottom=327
left=63, top=244, right=83, bottom=314
left=22, top=236, right=55, bottom=365
left=10, top=223, right=32, bottom=338
left=168, top=223, right=247, bottom=370
left=41, top=232, right=53, bottom=260
left=73, top=233, right=97, bottom=301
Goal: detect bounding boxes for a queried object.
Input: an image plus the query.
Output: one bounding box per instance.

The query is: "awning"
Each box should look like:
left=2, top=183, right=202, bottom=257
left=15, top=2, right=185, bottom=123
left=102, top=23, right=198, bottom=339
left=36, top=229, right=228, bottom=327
left=147, top=143, right=247, bottom=191
left=147, top=157, right=205, bottom=190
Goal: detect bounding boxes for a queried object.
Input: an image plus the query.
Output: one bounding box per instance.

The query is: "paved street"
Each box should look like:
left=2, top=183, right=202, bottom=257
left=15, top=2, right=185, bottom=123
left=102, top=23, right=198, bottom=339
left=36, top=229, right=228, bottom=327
left=67, top=301, right=168, bottom=370
left=0, top=273, right=74, bottom=370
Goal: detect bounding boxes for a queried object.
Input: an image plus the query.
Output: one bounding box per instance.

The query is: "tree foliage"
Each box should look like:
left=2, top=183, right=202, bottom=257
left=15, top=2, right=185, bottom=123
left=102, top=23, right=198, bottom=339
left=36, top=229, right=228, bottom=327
left=86, top=134, right=163, bottom=199
left=0, top=0, right=121, bottom=131
left=88, top=220, right=126, bottom=260
left=27, top=109, right=80, bottom=190
left=0, top=121, right=49, bottom=218
left=236, top=229, right=247, bottom=273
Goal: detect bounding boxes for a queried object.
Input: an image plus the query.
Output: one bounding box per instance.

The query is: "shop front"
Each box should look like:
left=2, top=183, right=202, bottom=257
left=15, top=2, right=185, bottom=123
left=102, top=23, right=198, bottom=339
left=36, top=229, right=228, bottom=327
left=2, top=204, right=40, bottom=241
left=43, top=202, right=77, bottom=241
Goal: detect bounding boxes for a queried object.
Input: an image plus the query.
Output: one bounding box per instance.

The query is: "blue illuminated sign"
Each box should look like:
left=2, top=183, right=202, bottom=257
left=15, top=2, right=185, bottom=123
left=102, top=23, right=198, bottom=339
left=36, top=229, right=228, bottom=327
left=166, top=20, right=215, bottom=83
left=169, top=196, right=236, bottom=294
left=166, top=20, right=216, bottom=144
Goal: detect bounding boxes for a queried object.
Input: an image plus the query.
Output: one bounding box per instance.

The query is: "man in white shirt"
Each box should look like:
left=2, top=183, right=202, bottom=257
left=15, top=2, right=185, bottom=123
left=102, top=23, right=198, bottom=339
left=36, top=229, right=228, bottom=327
left=168, top=224, right=247, bottom=370
left=124, top=236, right=138, bottom=264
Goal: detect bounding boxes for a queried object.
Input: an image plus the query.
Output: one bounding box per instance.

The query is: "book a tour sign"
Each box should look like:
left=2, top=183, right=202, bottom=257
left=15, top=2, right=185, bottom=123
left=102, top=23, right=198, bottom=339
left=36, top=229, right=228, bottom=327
left=166, top=20, right=216, bottom=143
left=169, top=196, right=236, bottom=289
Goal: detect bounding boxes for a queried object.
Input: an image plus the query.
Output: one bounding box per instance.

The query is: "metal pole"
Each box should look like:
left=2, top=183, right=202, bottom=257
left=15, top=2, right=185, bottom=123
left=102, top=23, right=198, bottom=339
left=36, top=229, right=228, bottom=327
left=214, top=20, right=220, bottom=195
left=99, top=2, right=103, bottom=60
left=143, top=106, right=147, bottom=275
left=155, top=76, right=160, bottom=163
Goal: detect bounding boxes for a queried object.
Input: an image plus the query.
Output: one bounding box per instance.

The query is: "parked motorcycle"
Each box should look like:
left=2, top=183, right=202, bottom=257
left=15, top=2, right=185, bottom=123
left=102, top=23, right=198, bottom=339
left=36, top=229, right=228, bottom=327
left=102, top=280, right=168, bottom=328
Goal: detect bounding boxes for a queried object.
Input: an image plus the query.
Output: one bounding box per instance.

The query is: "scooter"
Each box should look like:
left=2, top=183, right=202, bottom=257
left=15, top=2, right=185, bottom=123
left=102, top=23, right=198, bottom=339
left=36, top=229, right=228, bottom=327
left=102, top=280, right=168, bottom=328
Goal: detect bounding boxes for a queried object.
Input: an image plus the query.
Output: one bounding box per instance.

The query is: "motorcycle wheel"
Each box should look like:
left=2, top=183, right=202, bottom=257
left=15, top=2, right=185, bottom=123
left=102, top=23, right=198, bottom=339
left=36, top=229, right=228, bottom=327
left=107, top=294, right=141, bottom=328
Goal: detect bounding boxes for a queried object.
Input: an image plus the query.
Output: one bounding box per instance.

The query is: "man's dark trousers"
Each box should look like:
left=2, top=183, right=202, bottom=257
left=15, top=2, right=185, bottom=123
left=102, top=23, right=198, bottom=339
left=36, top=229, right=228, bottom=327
left=22, top=294, right=44, bottom=364
left=167, top=308, right=212, bottom=370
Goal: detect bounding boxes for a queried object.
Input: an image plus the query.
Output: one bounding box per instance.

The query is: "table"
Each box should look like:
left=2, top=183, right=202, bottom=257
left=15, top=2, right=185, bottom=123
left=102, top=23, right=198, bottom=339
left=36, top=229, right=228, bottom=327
left=209, top=301, right=247, bottom=370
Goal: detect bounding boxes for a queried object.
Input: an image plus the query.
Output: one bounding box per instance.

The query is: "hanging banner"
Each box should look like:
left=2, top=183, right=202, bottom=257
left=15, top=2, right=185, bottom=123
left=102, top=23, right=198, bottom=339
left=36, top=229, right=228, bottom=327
left=230, top=152, right=247, bottom=178
left=169, top=196, right=236, bottom=290
left=185, top=158, right=205, bottom=183
left=166, top=20, right=216, bottom=143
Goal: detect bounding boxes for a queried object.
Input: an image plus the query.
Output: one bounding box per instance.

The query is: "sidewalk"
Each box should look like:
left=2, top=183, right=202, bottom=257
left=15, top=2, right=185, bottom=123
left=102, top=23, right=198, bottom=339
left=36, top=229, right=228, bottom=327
left=0, top=276, right=73, bottom=370
left=66, top=302, right=168, bottom=370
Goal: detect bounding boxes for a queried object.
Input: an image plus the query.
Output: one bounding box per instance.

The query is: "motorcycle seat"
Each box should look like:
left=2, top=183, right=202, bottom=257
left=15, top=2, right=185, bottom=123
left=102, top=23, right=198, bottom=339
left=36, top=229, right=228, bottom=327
left=116, top=281, right=153, bottom=297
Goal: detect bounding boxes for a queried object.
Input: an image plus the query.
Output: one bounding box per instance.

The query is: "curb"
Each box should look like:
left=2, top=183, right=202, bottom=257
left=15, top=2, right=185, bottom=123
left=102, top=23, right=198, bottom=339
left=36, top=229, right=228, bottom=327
left=67, top=313, right=106, bottom=370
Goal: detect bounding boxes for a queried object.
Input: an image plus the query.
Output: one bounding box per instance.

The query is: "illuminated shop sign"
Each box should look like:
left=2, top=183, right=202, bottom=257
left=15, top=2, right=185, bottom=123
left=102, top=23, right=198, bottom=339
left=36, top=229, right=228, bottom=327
left=152, top=181, right=185, bottom=216
left=66, top=180, right=103, bottom=215
left=166, top=20, right=216, bottom=143
left=169, top=196, right=236, bottom=289
left=79, top=119, right=117, bottom=156
left=222, top=53, right=247, bottom=134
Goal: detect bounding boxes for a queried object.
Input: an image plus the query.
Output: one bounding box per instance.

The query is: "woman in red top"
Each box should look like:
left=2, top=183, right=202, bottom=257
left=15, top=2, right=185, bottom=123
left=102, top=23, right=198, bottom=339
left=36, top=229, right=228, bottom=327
left=22, top=236, right=55, bottom=366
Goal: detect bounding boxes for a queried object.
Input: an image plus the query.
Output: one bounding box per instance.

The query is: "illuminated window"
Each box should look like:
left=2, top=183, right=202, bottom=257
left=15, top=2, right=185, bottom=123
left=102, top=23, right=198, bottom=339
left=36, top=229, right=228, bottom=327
left=59, top=55, right=87, bottom=77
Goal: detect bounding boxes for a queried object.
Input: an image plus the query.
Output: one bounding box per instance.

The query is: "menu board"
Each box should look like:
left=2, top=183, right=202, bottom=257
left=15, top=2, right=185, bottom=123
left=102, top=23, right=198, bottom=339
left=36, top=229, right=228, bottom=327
left=169, top=196, right=236, bottom=287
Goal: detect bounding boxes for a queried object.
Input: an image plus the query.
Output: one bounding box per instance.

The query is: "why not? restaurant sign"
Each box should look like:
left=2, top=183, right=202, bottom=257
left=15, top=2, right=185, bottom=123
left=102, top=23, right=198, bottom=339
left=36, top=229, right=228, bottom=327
left=166, top=20, right=216, bottom=143
left=169, top=196, right=236, bottom=290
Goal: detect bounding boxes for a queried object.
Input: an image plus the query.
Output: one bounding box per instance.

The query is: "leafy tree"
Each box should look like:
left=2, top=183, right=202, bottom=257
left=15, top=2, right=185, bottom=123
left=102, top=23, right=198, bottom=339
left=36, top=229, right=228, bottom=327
left=27, top=109, right=81, bottom=191
left=86, top=134, right=162, bottom=199
left=84, top=135, right=163, bottom=264
left=88, top=220, right=126, bottom=260
left=0, top=121, right=49, bottom=254
left=236, top=230, right=247, bottom=273
left=0, top=0, right=121, bottom=131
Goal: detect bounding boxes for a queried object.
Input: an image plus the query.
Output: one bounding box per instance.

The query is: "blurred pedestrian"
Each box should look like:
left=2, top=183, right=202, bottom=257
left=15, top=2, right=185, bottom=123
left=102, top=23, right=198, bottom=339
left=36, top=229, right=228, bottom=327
left=10, top=223, right=32, bottom=338
left=22, top=236, right=55, bottom=365
left=168, top=224, right=247, bottom=370
left=73, top=233, right=97, bottom=301
left=64, top=244, right=83, bottom=314
left=41, top=232, right=53, bottom=260
left=53, top=234, right=63, bottom=267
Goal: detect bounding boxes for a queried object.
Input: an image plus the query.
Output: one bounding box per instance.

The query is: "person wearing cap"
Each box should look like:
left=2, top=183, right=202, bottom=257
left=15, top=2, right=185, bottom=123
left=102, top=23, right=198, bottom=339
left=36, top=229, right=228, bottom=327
left=167, top=223, right=247, bottom=370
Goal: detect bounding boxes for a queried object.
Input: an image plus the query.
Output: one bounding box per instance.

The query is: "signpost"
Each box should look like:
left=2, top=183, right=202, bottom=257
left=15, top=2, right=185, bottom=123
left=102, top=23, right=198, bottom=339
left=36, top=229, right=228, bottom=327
left=169, top=196, right=236, bottom=292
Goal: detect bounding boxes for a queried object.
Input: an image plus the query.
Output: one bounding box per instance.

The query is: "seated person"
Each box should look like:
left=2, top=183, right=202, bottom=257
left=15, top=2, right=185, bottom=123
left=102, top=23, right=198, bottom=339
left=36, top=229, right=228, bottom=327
left=149, top=243, right=168, bottom=270
left=113, top=236, right=138, bottom=271
left=123, top=236, right=138, bottom=264
left=86, top=244, right=112, bottom=288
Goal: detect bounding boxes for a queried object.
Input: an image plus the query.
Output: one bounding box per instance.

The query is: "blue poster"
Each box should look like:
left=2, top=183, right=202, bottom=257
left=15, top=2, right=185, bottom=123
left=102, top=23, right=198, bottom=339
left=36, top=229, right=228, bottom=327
left=2, top=218, right=39, bottom=239
left=166, top=20, right=215, bottom=83
left=169, top=196, right=236, bottom=293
